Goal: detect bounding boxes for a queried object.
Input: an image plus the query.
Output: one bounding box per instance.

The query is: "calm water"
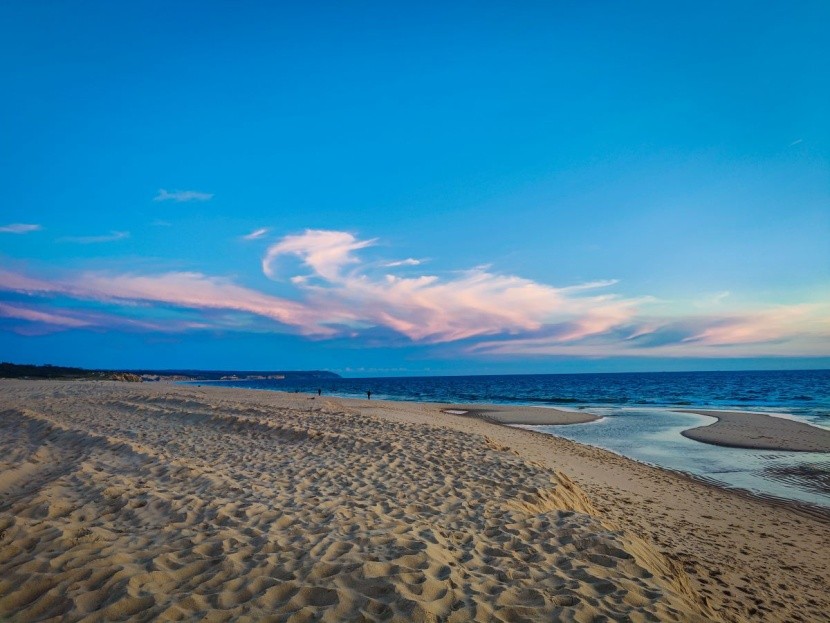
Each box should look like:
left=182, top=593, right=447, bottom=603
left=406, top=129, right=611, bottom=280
left=189, top=370, right=830, bottom=508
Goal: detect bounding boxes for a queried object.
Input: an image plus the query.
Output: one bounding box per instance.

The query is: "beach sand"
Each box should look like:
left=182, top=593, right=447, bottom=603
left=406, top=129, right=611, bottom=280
left=1, top=381, right=827, bottom=622
left=678, top=409, right=830, bottom=452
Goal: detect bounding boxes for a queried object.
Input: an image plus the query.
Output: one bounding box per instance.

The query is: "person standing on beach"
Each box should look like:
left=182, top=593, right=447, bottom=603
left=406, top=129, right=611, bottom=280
left=366, top=390, right=371, bottom=400
left=317, top=388, right=321, bottom=396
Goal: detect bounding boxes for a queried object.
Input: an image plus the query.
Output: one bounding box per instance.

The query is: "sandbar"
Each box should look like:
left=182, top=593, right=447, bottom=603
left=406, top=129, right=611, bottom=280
left=440, top=403, right=599, bottom=425
left=678, top=409, right=830, bottom=452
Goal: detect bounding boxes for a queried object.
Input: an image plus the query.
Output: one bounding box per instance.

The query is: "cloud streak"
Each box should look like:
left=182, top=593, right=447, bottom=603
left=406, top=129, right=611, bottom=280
left=469, top=305, right=830, bottom=358
left=242, top=227, right=270, bottom=240
left=384, top=258, right=424, bottom=267
left=0, top=223, right=41, bottom=234
left=0, top=269, right=334, bottom=337
left=0, top=302, right=92, bottom=328
left=1, top=229, right=828, bottom=359
left=60, top=231, right=130, bottom=244
left=154, top=189, right=213, bottom=202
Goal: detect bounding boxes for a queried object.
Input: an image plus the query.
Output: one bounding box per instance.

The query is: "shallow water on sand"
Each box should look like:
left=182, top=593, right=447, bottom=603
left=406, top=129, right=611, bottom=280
left=527, top=409, right=830, bottom=509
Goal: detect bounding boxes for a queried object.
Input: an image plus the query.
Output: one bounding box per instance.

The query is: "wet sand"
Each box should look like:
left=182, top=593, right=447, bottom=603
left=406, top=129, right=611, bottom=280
left=678, top=409, right=830, bottom=452
left=1, top=380, right=827, bottom=622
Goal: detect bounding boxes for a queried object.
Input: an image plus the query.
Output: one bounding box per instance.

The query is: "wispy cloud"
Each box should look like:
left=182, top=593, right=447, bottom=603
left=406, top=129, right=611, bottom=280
left=60, top=231, right=130, bottom=244
left=0, top=269, right=333, bottom=336
left=242, top=227, right=269, bottom=240
left=261, top=230, right=644, bottom=343
left=469, top=305, right=830, bottom=358
left=154, top=189, right=213, bottom=202
left=789, top=138, right=803, bottom=146
left=384, top=258, right=423, bottom=267
left=263, top=229, right=376, bottom=281
left=0, top=302, right=92, bottom=328
left=0, top=223, right=41, bottom=234
left=0, top=301, right=212, bottom=335
left=1, top=229, right=828, bottom=358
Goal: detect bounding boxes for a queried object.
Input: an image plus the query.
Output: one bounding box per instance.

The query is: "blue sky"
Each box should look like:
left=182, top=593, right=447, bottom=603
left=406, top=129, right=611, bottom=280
left=1, top=1, right=828, bottom=375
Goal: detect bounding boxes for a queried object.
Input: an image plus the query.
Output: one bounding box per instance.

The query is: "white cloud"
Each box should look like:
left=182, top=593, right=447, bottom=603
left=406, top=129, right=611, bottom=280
left=242, top=227, right=270, bottom=240
left=0, top=223, right=41, bottom=234
left=154, top=189, right=213, bottom=202
left=384, top=258, right=423, bottom=267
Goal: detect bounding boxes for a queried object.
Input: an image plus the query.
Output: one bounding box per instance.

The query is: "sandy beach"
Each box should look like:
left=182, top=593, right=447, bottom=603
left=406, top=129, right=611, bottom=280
left=1, top=381, right=828, bottom=622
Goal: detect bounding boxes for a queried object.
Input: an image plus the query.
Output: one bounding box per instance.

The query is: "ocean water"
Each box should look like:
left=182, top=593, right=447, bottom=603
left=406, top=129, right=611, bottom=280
left=189, top=370, right=830, bottom=508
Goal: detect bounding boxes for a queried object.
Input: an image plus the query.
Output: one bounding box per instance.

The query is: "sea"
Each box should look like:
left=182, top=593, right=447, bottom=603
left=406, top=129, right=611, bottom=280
left=188, top=370, right=830, bottom=509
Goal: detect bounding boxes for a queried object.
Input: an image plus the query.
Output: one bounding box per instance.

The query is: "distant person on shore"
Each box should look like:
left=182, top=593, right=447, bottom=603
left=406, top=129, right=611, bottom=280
left=366, top=390, right=372, bottom=400
left=317, top=388, right=321, bottom=396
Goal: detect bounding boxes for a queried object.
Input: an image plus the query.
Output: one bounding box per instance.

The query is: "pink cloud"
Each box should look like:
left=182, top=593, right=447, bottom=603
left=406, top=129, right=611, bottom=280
left=0, top=302, right=208, bottom=335
left=0, top=270, right=60, bottom=294
left=76, top=272, right=325, bottom=330
left=324, top=271, right=637, bottom=343
left=0, top=303, right=92, bottom=328
left=470, top=304, right=830, bottom=358
left=262, top=230, right=641, bottom=343
left=263, top=229, right=376, bottom=280
left=682, top=305, right=826, bottom=346
left=1, top=229, right=828, bottom=359
left=0, top=269, right=335, bottom=337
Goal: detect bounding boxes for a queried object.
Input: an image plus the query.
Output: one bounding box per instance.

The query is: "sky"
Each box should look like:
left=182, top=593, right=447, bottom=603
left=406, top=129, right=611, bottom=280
left=1, top=1, right=828, bottom=376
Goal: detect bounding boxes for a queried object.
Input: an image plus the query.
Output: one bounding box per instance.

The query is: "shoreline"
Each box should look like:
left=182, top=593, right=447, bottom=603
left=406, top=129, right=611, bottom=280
left=678, top=409, right=830, bottom=452
left=187, top=382, right=829, bottom=451
left=1, top=380, right=828, bottom=622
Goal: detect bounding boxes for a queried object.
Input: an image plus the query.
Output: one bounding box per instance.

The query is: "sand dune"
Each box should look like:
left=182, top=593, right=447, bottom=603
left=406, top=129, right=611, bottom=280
left=0, top=380, right=715, bottom=622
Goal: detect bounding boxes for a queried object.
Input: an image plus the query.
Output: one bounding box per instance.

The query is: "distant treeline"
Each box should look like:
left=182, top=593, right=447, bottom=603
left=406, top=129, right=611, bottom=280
left=0, top=362, right=341, bottom=382
left=131, top=369, right=342, bottom=381
left=0, top=362, right=140, bottom=381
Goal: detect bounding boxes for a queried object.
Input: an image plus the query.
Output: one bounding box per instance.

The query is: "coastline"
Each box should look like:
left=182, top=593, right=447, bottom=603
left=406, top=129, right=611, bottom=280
left=678, top=409, right=830, bottom=452
left=1, top=380, right=827, bottom=622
